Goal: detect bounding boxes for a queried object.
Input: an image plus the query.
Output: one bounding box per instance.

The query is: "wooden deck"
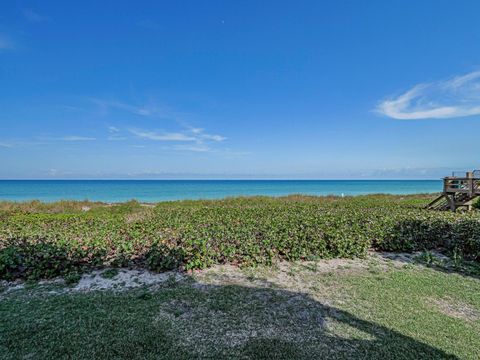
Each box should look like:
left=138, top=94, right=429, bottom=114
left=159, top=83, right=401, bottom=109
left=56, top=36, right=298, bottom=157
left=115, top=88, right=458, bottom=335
left=444, top=177, right=480, bottom=194
left=427, top=170, right=480, bottom=211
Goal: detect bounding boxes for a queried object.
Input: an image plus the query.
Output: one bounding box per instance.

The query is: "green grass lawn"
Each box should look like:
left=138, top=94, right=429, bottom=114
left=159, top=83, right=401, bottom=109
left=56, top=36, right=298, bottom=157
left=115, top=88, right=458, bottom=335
left=1, top=255, right=479, bottom=359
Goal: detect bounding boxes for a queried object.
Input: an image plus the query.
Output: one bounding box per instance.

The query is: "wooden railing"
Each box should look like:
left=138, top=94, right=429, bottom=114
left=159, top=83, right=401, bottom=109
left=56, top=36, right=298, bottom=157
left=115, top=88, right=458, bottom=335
left=444, top=178, right=470, bottom=192
left=474, top=170, right=480, bottom=193
left=474, top=179, right=480, bottom=194
left=444, top=177, right=480, bottom=194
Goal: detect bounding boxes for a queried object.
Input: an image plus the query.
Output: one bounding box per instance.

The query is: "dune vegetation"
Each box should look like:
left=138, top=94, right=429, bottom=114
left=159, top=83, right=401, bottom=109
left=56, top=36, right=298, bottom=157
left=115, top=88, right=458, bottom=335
left=0, top=195, right=479, bottom=281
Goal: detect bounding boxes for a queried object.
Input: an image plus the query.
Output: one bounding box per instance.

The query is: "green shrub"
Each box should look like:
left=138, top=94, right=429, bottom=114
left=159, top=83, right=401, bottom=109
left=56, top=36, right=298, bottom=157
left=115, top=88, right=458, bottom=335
left=473, top=198, right=480, bottom=210
left=450, top=219, right=480, bottom=261
left=0, top=241, right=84, bottom=280
left=145, top=243, right=185, bottom=272
left=0, top=195, right=479, bottom=280
left=0, top=246, right=22, bottom=280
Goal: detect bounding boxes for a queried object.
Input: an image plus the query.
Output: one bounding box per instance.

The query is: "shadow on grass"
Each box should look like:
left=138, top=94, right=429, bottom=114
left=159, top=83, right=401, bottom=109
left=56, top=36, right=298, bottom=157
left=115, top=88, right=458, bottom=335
left=0, top=276, right=459, bottom=359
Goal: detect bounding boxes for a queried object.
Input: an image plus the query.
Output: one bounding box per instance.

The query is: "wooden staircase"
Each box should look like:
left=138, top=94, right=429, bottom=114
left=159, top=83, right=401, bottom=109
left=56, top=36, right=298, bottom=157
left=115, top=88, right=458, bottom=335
left=426, top=170, right=480, bottom=211
left=427, top=192, right=477, bottom=211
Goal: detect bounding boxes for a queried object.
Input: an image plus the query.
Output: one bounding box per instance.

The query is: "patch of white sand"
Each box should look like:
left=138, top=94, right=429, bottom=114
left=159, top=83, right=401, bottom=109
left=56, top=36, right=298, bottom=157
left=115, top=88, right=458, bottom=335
left=73, top=269, right=184, bottom=292
left=0, top=252, right=454, bottom=294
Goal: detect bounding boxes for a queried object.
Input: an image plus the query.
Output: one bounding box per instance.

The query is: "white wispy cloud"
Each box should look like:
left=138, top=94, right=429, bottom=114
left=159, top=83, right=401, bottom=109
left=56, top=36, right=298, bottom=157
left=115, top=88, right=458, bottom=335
left=23, top=9, right=49, bottom=23
left=0, top=142, right=13, bottom=148
left=91, top=99, right=170, bottom=118
left=200, top=133, right=226, bottom=142
left=129, top=129, right=196, bottom=142
left=185, top=127, right=226, bottom=142
left=60, top=136, right=96, bottom=141
left=376, top=70, right=480, bottom=120
left=107, top=136, right=127, bottom=141
left=129, top=127, right=226, bottom=145
left=0, top=139, right=48, bottom=148
left=1, top=136, right=96, bottom=147
left=174, top=144, right=211, bottom=152
left=106, top=126, right=126, bottom=140
left=93, top=100, right=226, bottom=142
left=90, top=98, right=228, bottom=151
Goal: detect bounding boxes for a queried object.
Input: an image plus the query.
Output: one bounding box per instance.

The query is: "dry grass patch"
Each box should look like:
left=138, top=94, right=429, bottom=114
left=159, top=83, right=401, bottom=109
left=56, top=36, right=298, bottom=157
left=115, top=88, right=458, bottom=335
left=430, top=297, right=480, bottom=321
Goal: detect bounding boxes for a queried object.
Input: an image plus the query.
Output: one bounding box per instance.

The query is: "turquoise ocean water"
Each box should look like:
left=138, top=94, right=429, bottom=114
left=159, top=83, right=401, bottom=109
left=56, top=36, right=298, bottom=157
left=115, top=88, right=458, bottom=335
left=0, top=180, right=441, bottom=203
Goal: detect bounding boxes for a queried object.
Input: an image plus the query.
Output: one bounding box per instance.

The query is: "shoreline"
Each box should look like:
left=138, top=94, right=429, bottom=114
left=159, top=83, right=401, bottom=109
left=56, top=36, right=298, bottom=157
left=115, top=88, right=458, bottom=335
left=0, top=179, right=443, bottom=203
left=0, top=192, right=442, bottom=205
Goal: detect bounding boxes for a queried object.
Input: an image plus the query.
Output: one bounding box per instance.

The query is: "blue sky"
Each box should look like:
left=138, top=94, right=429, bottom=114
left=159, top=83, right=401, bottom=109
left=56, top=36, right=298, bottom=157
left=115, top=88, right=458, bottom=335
left=1, top=1, right=480, bottom=179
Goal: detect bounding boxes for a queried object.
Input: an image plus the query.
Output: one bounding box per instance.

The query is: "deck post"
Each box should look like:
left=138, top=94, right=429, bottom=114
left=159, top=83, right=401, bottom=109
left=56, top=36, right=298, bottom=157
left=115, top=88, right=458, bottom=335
left=448, top=194, right=456, bottom=211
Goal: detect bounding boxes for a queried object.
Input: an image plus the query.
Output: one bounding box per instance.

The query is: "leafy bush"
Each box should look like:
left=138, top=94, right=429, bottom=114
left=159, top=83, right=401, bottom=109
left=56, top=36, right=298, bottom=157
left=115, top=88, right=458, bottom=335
left=0, top=195, right=479, bottom=280
left=0, top=246, right=22, bottom=280
left=473, top=198, right=480, bottom=210
left=0, top=241, right=86, bottom=280
left=145, top=243, right=185, bottom=272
